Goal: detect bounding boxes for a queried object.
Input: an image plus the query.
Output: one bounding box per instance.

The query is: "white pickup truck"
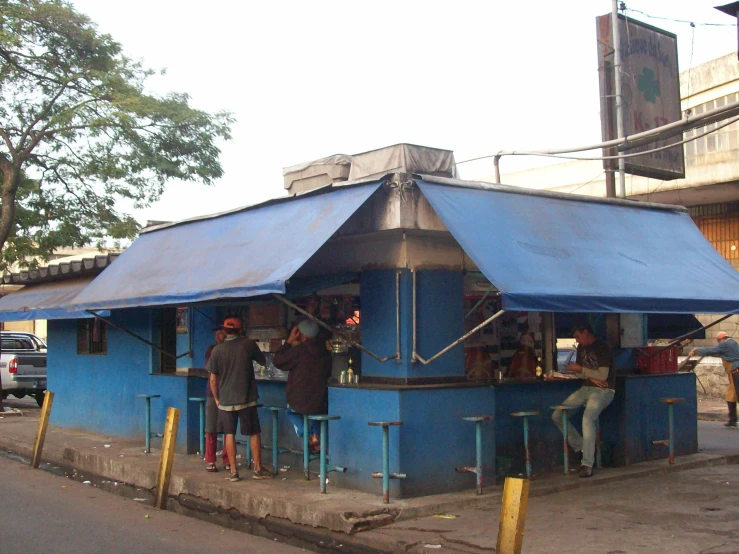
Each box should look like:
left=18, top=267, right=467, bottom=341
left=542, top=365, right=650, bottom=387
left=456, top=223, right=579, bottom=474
left=0, top=331, right=47, bottom=407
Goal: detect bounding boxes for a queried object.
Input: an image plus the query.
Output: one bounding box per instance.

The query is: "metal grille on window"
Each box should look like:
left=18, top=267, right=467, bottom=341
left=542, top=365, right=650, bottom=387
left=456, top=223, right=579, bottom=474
left=77, top=319, right=107, bottom=355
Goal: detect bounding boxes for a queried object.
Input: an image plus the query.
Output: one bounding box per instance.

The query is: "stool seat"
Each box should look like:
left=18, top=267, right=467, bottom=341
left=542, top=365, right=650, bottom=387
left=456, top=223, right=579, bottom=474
left=550, top=405, right=579, bottom=411
left=188, top=396, right=206, bottom=402
left=369, top=421, right=403, bottom=427
left=264, top=405, right=286, bottom=412
left=309, top=414, right=341, bottom=421
left=658, top=397, right=685, bottom=404
left=462, top=415, right=493, bottom=422
left=511, top=410, right=539, bottom=417
left=137, top=394, right=161, bottom=399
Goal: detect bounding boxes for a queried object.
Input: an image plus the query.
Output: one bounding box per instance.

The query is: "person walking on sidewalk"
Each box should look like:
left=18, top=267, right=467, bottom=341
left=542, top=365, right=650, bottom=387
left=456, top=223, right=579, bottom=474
left=689, top=331, right=739, bottom=428
left=207, top=317, right=274, bottom=481
left=203, top=329, right=229, bottom=472
left=552, top=324, right=615, bottom=478
left=273, top=319, right=333, bottom=453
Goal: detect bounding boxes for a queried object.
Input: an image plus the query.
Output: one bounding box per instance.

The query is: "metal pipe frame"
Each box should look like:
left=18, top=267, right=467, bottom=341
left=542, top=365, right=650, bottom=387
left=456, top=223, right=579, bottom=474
left=414, top=308, right=506, bottom=366
left=86, top=311, right=190, bottom=361
left=272, top=294, right=398, bottom=363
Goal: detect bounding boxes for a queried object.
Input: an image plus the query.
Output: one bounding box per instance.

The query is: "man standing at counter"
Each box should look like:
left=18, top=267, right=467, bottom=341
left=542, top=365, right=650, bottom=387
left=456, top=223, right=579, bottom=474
left=207, top=317, right=274, bottom=481
left=552, top=324, right=615, bottom=478
left=689, top=331, right=739, bottom=428
left=273, top=319, right=333, bottom=453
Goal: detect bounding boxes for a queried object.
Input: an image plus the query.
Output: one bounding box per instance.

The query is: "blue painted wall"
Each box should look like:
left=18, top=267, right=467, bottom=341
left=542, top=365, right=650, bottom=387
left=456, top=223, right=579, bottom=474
left=329, top=384, right=495, bottom=497
left=47, top=310, right=207, bottom=454
left=361, top=269, right=464, bottom=379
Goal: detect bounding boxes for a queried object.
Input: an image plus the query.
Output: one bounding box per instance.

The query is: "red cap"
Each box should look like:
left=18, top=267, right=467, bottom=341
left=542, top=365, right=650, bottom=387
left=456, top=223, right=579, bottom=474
left=222, top=317, right=242, bottom=331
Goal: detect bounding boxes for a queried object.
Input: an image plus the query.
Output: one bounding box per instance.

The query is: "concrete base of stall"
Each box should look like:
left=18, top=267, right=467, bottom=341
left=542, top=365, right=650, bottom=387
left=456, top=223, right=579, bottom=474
left=328, top=382, right=496, bottom=498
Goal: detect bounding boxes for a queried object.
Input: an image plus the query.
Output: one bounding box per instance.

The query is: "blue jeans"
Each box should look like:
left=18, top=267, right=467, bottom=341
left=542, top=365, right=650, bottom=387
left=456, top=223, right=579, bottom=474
left=286, top=407, right=319, bottom=438
left=552, top=386, right=614, bottom=468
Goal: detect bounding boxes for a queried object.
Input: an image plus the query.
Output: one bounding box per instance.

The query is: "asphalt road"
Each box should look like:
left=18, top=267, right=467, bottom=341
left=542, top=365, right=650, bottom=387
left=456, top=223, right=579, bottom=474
left=0, top=456, right=306, bottom=554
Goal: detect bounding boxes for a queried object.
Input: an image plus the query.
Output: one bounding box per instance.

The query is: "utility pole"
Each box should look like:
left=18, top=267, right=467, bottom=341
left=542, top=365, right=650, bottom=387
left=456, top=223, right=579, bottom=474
left=611, top=0, right=627, bottom=198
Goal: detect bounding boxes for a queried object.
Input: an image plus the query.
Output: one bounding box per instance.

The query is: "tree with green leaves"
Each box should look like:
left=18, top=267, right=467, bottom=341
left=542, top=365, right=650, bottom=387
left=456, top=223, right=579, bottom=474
left=0, top=0, right=233, bottom=269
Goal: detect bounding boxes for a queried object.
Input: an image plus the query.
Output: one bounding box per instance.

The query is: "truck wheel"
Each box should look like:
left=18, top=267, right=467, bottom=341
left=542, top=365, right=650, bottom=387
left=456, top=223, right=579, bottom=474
left=34, top=391, right=45, bottom=407
left=12, top=391, right=26, bottom=399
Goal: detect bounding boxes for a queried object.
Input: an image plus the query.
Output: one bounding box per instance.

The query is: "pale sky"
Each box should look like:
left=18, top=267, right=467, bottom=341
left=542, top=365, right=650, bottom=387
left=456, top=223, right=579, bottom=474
left=69, top=0, right=737, bottom=224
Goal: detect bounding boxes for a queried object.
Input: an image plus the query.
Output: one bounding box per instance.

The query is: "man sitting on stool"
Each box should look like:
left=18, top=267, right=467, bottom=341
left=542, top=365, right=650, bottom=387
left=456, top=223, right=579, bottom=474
left=273, top=319, right=333, bottom=453
left=552, top=324, right=615, bottom=478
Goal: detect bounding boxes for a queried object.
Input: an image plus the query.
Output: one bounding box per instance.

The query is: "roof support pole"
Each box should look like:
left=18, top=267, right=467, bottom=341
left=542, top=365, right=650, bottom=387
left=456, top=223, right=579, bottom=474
left=396, top=269, right=402, bottom=364
left=271, top=294, right=398, bottom=363
left=85, top=311, right=189, bottom=361
left=612, top=0, right=627, bottom=198
left=412, top=269, right=417, bottom=363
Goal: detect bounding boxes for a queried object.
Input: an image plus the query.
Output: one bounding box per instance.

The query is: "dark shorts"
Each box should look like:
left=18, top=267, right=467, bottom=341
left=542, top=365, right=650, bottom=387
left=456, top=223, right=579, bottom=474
left=217, top=406, right=261, bottom=436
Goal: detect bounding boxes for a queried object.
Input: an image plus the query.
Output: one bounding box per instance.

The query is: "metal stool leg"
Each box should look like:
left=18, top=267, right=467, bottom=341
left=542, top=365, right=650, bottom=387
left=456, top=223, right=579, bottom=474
left=144, top=397, right=152, bottom=453
left=523, top=416, right=532, bottom=479
left=381, top=424, right=390, bottom=502
left=596, top=420, right=602, bottom=469
left=319, top=419, right=328, bottom=494
left=198, top=401, right=206, bottom=458
left=272, top=409, right=279, bottom=473
left=562, top=410, right=570, bottom=475
left=668, top=403, right=675, bottom=464
left=303, top=414, right=310, bottom=480
left=474, top=420, right=483, bottom=494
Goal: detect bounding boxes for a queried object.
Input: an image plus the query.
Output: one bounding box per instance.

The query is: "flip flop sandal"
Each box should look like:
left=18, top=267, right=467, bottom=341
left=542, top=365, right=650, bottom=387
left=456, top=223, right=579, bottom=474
left=224, top=464, right=231, bottom=472
left=206, top=463, right=218, bottom=473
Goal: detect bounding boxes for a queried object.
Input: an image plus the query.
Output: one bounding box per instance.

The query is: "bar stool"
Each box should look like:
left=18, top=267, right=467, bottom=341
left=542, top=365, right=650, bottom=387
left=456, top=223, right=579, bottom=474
left=137, top=394, right=162, bottom=453
left=307, top=414, right=346, bottom=493
left=652, top=397, right=685, bottom=464
left=550, top=405, right=580, bottom=474
left=188, top=397, right=207, bottom=459
left=455, top=415, right=493, bottom=494
left=369, top=421, right=406, bottom=503
left=264, top=406, right=289, bottom=473
left=510, top=410, right=539, bottom=478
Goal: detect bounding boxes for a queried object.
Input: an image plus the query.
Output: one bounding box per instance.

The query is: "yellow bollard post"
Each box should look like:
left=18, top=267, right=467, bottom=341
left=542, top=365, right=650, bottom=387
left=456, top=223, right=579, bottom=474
left=154, top=406, right=180, bottom=510
left=31, top=391, right=54, bottom=469
left=496, top=477, right=530, bottom=554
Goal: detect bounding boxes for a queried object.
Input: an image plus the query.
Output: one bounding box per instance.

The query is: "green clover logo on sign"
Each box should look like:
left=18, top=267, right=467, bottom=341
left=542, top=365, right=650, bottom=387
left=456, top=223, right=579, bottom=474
left=637, top=68, right=661, bottom=104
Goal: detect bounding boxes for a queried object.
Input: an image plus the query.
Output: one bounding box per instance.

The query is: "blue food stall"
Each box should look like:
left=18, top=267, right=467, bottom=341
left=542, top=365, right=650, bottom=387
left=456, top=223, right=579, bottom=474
left=3, top=145, right=739, bottom=498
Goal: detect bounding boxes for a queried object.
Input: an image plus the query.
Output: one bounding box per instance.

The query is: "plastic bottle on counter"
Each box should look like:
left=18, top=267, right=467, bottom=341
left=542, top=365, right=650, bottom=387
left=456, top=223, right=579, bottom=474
left=347, top=358, right=355, bottom=385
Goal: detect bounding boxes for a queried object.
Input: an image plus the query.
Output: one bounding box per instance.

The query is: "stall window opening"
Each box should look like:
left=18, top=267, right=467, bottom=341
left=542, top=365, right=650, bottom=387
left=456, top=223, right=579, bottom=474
left=77, top=319, right=108, bottom=355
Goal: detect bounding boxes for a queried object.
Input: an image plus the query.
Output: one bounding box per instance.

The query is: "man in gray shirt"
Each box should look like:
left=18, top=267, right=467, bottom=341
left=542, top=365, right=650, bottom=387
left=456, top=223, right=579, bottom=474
left=207, top=317, right=274, bottom=481
left=690, top=331, right=739, bottom=427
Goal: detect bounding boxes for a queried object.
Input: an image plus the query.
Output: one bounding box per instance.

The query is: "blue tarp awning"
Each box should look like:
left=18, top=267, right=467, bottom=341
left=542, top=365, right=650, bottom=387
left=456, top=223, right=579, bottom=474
left=0, top=277, right=107, bottom=321
left=418, top=177, right=739, bottom=313
left=68, top=183, right=382, bottom=311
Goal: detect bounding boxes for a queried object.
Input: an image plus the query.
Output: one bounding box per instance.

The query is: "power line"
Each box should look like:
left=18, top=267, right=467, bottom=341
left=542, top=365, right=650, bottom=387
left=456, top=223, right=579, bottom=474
left=624, top=7, right=736, bottom=27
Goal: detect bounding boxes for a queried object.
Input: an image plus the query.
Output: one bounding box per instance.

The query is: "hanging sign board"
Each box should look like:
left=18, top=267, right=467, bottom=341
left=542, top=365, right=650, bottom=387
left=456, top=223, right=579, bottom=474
left=596, top=13, right=685, bottom=180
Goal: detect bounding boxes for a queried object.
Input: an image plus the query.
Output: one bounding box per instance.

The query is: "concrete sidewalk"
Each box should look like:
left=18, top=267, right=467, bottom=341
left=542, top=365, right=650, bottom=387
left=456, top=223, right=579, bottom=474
left=0, top=408, right=737, bottom=553
left=697, top=394, right=733, bottom=422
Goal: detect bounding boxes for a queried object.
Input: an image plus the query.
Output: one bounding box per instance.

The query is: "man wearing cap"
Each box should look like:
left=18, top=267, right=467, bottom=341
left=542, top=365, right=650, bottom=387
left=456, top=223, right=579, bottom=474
left=690, top=332, right=739, bottom=427
left=207, top=317, right=274, bottom=481
left=273, top=319, right=333, bottom=453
